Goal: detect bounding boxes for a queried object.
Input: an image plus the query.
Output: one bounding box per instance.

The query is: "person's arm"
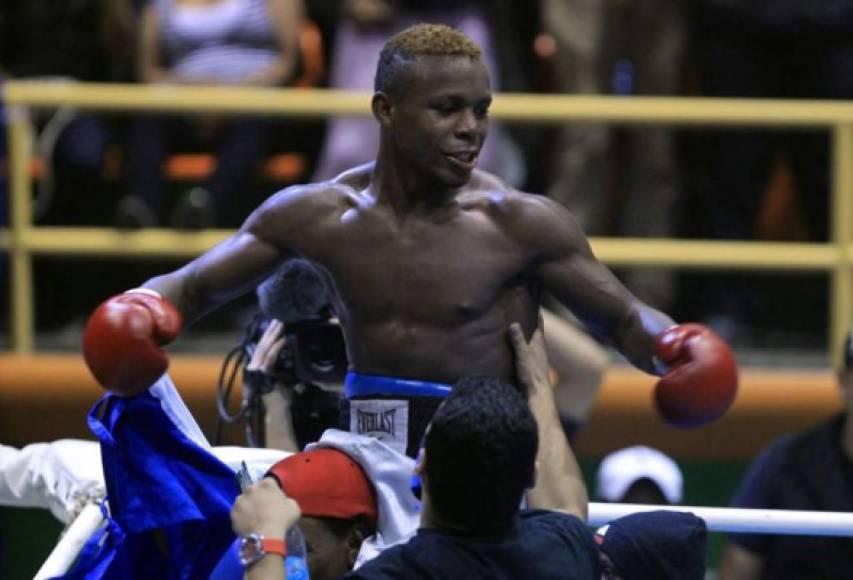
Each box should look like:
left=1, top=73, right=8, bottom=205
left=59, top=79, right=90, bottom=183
left=231, top=477, right=301, bottom=580
left=144, top=232, right=280, bottom=329
left=136, top=4, right=172, bottom=83
left=243, top=0, right=304, bottom=86
left=247, top=319, right=300, bottom=452
left=144, top=186, right=317, bottom=322
left=718, top=542, right=765, bottom=580
left=509, top=320, right=588, bottom=519
left=83, top=186, right=322, bottom=395
left=100, top=0, right=136, bottom=70
left=518, top=195, right=673, bottom=374
left=518, top=194, right=737, bottom=428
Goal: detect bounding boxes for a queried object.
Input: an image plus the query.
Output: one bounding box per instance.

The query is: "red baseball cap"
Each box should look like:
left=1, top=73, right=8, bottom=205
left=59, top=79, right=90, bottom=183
left=266, top=448, right=378, bottom=529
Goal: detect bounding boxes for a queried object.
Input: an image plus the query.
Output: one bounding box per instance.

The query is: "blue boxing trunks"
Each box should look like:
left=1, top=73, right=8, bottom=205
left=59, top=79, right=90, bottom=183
left=340, top=372, right=452, bottom=458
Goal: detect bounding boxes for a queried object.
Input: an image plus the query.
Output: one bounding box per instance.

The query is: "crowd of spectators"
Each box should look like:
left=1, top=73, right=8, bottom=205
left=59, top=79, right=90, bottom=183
left=3, top=6, right=853, bottom=578
left=2, top=0, right=851, bottom=345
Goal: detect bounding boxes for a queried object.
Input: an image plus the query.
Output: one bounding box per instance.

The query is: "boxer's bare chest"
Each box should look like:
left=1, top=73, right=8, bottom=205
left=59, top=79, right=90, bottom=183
left=308, top=203, right=530, bottom=327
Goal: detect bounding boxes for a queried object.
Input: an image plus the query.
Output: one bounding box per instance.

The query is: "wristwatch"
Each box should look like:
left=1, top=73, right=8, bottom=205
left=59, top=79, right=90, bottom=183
left=239, top=533, right=287, bottom=567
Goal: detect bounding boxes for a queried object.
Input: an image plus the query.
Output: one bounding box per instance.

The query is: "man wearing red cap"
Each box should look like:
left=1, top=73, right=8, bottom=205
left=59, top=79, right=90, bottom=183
left=249, top=448, right=380, bottom=580
left=220, top=433, right=423, bottom=580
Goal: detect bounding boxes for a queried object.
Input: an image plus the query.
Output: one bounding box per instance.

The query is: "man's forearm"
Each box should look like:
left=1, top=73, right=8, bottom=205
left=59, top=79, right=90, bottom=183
left=245, top=554, right=285, bottom=580
left=263, top=390, right=299, bottom=453
left=525, top=379, right=588, bottom=519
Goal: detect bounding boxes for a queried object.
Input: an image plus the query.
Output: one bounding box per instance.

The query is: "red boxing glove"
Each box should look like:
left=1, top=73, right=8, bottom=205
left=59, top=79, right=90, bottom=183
left=83, top=289, right=182, bottom=396
left=654, top=323, right=738, bottom=428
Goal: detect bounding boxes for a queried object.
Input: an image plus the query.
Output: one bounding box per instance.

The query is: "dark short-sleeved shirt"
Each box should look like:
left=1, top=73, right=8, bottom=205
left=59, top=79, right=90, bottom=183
left=345, top=509, right=600, bottom=580
left=728, top=415, right=853, bottom=579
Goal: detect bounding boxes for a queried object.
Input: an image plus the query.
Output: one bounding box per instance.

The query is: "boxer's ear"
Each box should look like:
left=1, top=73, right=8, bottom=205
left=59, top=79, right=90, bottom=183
left=372, top=92, right=393, bottom=127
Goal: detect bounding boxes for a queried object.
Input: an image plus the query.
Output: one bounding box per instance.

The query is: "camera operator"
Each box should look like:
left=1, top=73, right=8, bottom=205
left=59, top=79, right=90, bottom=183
left=221, top=258, right=348, bottom=451
left=245, top=319, right=300, bottom=452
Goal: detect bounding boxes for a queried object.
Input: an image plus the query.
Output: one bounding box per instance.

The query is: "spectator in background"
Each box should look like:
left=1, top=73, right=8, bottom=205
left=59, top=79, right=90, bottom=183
left=0, top=0, right=135, bottom=226
left=539, top=0, right=686, bottom=311
left=717, top=328, right=853, bottom=580
left=594, top=510, right=708, bottom=580
left=311, top=0, right=526, bottom=187
left=691, top=1, right=853, bottom=245
left=687, top=1, right=853, bottom=339
left=595, top=445, right=684, bottom=505
left=0, top=0, right=136, bottom=332
left=118, top=0, right=304, bottom=229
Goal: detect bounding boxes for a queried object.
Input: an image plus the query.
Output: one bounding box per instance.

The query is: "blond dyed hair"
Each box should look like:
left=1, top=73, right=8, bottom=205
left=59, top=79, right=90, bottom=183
left=374, top=23, right=482, bottom=95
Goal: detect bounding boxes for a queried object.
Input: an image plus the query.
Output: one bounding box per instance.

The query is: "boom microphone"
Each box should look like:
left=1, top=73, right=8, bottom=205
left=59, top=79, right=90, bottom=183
left=257, top=258, right=332, bottom=323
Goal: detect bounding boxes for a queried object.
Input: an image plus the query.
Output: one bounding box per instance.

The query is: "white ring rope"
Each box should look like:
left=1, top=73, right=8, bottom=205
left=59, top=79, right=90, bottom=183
left=37, top=501, right=853, bottom=578
left=589, top=502, right=853, bottom=537
left=34, top=503, right=106, bottom=580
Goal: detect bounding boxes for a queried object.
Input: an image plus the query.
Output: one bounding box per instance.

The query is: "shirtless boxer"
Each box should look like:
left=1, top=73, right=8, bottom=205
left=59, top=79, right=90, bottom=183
left=84, top=24, right=737, bottom=456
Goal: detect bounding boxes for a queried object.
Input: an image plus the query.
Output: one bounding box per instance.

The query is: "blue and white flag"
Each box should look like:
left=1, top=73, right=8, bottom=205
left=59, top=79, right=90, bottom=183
left=56, top=375, right=239, bottom=579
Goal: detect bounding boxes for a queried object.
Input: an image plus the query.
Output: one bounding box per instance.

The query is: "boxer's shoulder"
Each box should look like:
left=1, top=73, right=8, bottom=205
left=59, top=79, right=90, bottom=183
left=260, top=180, right=359, bottom=217
left=245, top=182, right=357, bottom=248
left=461, top=175, right=586, bottom=256
left=462, top=172, right=568, bottom=226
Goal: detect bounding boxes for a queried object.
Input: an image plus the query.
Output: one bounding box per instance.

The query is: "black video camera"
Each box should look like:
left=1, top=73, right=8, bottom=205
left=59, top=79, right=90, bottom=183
left=245, top=315, right=348, bottom=385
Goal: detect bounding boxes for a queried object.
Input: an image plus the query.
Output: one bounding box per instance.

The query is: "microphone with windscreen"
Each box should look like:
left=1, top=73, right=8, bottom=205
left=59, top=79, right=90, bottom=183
left=249, top=258, right=348, bottom=384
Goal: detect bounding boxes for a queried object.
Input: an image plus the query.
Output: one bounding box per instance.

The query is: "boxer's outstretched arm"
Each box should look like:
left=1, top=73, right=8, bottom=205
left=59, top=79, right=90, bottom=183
left=83, top=186, right=327, bottom=395
left=143, top=228, right=282, bottom=325
left=521, top=196, right=674, bottom=375
left=515, top=195, right=737, bottom=427
left=143, top=185, right=323, bottom=325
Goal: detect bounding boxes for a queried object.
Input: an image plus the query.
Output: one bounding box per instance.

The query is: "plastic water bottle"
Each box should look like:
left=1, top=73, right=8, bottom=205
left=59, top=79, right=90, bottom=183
left=285, top=524, right=310, bottom=580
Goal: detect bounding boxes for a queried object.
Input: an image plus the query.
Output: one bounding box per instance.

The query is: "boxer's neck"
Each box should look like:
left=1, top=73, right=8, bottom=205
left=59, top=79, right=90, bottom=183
left=372, top=150, right=460, bottom=215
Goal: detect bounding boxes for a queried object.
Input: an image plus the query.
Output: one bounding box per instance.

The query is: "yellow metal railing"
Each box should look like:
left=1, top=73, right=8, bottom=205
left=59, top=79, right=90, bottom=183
left=3, top=81, right=852, bottom=363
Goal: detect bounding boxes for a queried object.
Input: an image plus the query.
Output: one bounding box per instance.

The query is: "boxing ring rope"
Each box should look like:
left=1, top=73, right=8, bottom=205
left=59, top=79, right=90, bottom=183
left=587, top=503, right=853, bottom=537
left=2, top=81, right=853, bottom=363
left=34, top=501, right=853, bottom=578
left=34, top=504, right=104, bottom=580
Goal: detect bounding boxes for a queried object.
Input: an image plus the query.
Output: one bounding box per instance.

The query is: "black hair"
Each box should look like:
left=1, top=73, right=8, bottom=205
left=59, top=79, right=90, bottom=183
left=424, top=375, right=538, bottom=532
left=844, top=329, right=853, bottom=372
